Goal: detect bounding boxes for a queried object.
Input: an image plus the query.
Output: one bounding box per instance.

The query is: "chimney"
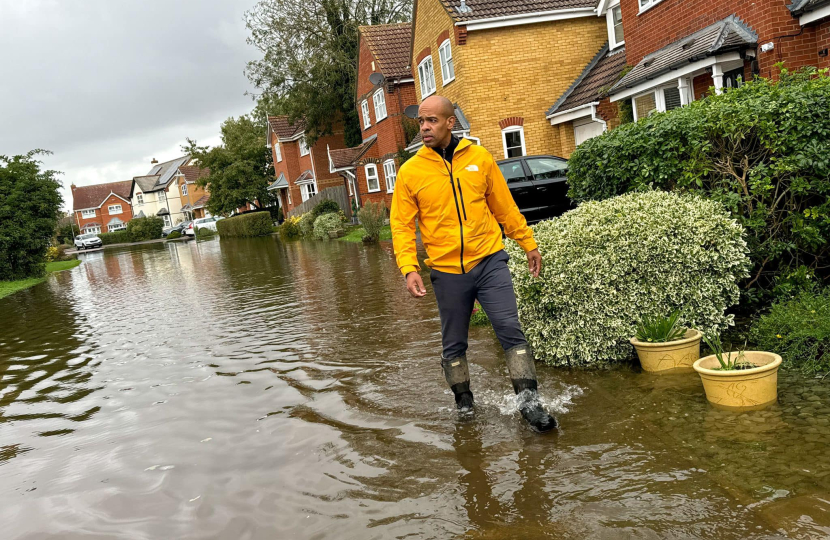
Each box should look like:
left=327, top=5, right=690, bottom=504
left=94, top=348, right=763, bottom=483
left=151, top=158, right=158, bottom=165
left=70, top=184, right=76, bottom=191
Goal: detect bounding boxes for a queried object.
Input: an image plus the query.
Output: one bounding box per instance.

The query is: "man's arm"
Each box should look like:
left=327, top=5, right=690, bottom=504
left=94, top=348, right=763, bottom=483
left=390, top=173, right=420, bottom=276
left=483, top=153, right=538, bottom=253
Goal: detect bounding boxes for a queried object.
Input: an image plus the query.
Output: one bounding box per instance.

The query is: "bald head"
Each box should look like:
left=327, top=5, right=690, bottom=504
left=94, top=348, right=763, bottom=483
left=417, top=95, right=456, bottom=149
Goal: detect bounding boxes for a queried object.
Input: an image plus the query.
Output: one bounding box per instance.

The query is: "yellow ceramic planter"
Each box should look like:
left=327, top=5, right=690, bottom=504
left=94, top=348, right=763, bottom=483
left=693, top=351, right=782, bottom=411
left=630, top=328, right=701, bottom=372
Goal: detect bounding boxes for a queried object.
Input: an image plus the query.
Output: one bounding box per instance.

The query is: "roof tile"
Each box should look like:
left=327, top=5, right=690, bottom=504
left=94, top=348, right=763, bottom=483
left=548, top=45, right=627, bottom=116
left=268, top=116, right=306, bottom=140
left=441, top=0, right=595, bottom=22
left=329, top=136, right=378, bottom=169
left=72, top=180, right=133, bottom=211
left=359, top=23, right=412, bottom=79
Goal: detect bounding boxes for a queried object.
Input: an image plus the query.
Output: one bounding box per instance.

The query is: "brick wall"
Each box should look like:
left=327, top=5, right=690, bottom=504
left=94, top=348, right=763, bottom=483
left=412, top=0, right=467, bottom=107
left=620, top=0, right=826, bottom=79
left=818, top=20, right=830, bottom=69
left=75, top=194, right=133, bottom=232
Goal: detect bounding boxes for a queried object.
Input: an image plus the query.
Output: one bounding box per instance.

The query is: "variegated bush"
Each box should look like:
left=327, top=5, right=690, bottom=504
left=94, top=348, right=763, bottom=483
left=505, top=190, right=750, bottom=367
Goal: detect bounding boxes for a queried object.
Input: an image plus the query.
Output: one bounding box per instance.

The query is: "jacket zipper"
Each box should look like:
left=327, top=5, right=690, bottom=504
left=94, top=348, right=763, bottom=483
left=456, top=179, right=467, bottom=220
left=442, top=149, right=465, bottom=274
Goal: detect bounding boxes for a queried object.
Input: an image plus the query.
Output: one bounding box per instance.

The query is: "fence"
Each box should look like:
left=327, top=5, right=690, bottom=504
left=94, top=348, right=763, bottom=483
left=286, top=185, right=351, bottom=219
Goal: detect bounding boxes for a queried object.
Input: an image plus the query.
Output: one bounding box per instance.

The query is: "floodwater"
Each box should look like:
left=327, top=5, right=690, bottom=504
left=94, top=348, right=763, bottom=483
left=1, top=237, right=829, bottom=539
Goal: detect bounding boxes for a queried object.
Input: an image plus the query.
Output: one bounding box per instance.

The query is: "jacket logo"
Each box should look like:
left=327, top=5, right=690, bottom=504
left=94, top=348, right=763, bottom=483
left=465, top=165, right=479, bottom=172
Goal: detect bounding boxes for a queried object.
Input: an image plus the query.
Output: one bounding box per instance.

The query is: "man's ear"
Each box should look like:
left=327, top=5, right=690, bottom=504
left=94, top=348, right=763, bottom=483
left=446, top=116, right=456, bottom=131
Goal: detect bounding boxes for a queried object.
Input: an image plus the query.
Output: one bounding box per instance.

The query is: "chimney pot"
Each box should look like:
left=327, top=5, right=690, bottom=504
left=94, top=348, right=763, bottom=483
left=151, top=158, right=158, bottom=165
left=70, top=184, right=76, bottom=191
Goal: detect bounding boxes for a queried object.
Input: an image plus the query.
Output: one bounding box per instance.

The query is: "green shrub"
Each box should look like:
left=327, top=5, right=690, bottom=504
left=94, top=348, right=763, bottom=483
left=298, top=212, right=316, bottom=237
left=358, top=201, right=386, bottom=243
left=127, top=216, right=164, bottom=242
left=313, top=212, right=343, bottom=240
left=166, top=230, right=182, bottom=240
left=750, top=288, right=830, bottom=373
left=470, top=301, right=490, bottom=327
left=567, top=68, right=830, bottom=305
left=505, top=191, right=750, bottom=368
left=311, top=199, right=340, bottom=220
left=197, top=227, right=216, bottom=238
left=280, top=215, right=301, bottom=239
left=216, top=212, right=272, bottom=237
left=99, top=230, right=131, bottom=245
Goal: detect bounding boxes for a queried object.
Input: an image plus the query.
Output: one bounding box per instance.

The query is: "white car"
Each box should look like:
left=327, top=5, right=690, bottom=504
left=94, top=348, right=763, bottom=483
left=185, top=216, right=220, bottom=236
left=74, top=233, right=103, bottom=250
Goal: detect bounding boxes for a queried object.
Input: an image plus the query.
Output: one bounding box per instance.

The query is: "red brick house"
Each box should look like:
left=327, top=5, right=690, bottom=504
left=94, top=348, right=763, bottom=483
left=328, top=23, right=419, bottom=212
left=71, top=180, right=133, bottom=234
left=266, top=116, right=348, bottom=215
left=607, top=0, right=830, bottom=121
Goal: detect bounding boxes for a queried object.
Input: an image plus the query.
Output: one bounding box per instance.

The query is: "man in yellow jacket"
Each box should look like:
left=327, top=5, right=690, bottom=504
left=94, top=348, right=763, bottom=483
left=391, top=96, right=557, bottom=432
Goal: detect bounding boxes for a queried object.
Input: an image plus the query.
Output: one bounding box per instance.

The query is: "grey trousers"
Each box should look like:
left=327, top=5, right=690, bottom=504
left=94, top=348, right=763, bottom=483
left=430, top=250, right=527, bottom=359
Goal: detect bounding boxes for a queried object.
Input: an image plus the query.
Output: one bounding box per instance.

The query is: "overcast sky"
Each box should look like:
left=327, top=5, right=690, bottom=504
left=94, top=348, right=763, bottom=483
left=0, top=0, right=260, bottom=211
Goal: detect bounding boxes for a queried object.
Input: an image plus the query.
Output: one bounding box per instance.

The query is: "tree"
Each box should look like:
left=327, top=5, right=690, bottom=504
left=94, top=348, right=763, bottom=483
left=245, top=0, right=411, bottom=147
left=185, top=115, right=278, bottom=217
left=0, top=151, right=62, bottom=280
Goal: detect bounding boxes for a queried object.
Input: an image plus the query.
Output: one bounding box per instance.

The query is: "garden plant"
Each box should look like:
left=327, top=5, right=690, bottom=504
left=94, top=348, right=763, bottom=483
left=127, top=216, right=164, bottom=242
left=357, top=201, right=386, bottom=243
left=313, top=212, right=344, bottom=240
left=216, top=211, right=272, bottom=237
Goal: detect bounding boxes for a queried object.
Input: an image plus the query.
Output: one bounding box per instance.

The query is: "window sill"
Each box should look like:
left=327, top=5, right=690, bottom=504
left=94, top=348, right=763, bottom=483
left=386, top=189, right=395, bottom=194
left=442, top=77, right=455, bottom=87
left=609, top=40, right=624, bottom=50
left=367, top=188, right=381, bottom=194
left=422, top=89, right=436, bottom=99
left=376, top=116, right=387, bottom=123
left=637, top=0, right=665, bottom=15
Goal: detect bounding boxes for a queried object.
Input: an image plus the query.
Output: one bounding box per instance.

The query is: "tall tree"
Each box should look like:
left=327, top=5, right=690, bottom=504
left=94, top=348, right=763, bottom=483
left=184, top=115, right=277, bottom=216
left=0, top=151, right=62, bottom=280
left=245, top=0, right=411, bottom=147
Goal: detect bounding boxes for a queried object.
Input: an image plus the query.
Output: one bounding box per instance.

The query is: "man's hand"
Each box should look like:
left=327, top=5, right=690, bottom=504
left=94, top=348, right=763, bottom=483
left=406, top=271, right=427, bottom=298
left=527, top=249, right=542, bottom=278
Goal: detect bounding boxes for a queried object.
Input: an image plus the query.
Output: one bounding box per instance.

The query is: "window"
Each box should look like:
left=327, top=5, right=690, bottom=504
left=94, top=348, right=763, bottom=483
left=632, top=84, right=684, bottom=120
left=373, top=90, right=387, bottom=122
left=526, top=158, right=568, bottom=180
left=633, top=92, right=657, bottom=119
left=84, top=226, right=101, bottom=234
left=498, top=161, right=528, bottom=184
left=438, top=40, right=455, bottom=84
left=361, top=100, right=371, bottom=129
left=299, top=137, right=309, bottom=156
left=418, top=56, right=436, bottom=98
left=275, top=141, right=282, bottom=162
left=502, top=127, right=526, bottom=159
left=607, top=4, right=624, bottom=48
left=365, top=164, right=380, bottom=192
left=181, top=184, right=188, bottom=196
left=663, top=86, right=681, bottom=111
left=162, top=215, right=171, bottom=227
left=383, top=160, right=397, bottom=193
left=107, top=204, right=122, bottom=214
left=108, top=223, right=125, bottom=232
left=81, top=209, right=96, bottom=218
left=301, top=182, right=317, bottom=202
left=724, top=67, right=744, bottom=90
left=136, top=193, right=144, bottom=205
left=158, top=191, right=167, bottom=202
left=638, top=0, right=663, bottom=12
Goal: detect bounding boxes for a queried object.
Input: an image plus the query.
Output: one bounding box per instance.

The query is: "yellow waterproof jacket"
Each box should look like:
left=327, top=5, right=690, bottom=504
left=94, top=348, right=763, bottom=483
left=391, top=138, right=537, bottom=275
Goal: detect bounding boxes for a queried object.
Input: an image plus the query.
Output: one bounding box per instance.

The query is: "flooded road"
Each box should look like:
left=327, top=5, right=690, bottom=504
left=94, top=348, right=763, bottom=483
left=1, top=237, right=829, bottom=539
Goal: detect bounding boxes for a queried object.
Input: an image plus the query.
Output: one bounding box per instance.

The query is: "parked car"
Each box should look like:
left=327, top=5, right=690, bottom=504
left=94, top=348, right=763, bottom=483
left=185, top=216, right=219, bottom=236
left=74, top=233, right=103, bottom=250
left=497, top=155, right=573, bottom=224
left=162, top=221, right=191, bottom=238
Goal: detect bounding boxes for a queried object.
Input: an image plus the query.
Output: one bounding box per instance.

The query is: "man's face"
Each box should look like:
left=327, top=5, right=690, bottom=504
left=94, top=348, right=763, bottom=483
left=418, top=101, right=455, bottom=148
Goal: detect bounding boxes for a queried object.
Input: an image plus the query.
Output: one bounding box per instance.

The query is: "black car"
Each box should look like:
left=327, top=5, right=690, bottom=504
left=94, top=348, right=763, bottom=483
left=497, top=155, right=573, bottom=224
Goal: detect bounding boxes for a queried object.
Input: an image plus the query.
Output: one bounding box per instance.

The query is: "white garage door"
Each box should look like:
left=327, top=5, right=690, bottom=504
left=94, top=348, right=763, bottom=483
left=574, top=120, right=605, bottom=146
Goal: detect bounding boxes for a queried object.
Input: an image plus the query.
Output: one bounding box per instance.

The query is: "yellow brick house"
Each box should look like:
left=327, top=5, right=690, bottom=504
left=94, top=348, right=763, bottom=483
left=409, top=0, right=607, bottom=159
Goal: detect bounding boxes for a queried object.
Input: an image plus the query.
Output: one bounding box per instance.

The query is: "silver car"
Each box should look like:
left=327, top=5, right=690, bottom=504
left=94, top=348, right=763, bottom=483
left=74, top=233, right=103, bottom=250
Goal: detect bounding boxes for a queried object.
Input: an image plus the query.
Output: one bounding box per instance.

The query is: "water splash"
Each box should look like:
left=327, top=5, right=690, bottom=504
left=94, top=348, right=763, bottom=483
left=482, top=383, right=584, bottom=416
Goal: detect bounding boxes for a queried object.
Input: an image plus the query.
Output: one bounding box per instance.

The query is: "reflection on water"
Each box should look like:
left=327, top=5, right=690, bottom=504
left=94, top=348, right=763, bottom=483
left=0, top=236, right=826, bottom=538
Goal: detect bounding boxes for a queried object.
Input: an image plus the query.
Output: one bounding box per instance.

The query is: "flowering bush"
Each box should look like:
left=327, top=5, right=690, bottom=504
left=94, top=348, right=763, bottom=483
left=505, top=190, right=750, bottom=367
left=313, top=212, right=343, bottom=240
left=298, top=212, right=315, bottom=237
left=280, top=215, right=302, bottom=239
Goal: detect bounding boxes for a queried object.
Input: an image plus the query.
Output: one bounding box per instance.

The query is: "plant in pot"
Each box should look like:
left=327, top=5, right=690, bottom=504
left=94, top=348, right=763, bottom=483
left=630, top=311, right=702, bottom=372
left=693, top=333, right=782, bottom=410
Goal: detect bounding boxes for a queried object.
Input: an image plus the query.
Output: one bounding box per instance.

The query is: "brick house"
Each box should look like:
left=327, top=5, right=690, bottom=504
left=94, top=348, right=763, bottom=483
left=176, top=164, right=210, bottom=220
left=71, top=180, right=134, bottom=234
left=408, top=0, right=608, bottom=160
left=131, top=156, right=193, bottom=227
left=328, top=23, right=419, bottom=211
left=266, top=116, right=348, bottom=215
left=603, top=0, right=830, bottom=122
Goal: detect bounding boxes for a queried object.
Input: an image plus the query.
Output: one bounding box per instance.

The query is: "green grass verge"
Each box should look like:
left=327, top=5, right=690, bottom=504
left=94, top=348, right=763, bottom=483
left=0, top=259, right=82, bottom=300
left=339, top=225, right=392, bottom=243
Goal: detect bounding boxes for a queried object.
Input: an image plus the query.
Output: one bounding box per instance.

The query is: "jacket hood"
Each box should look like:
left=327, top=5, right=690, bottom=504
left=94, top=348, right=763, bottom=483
left=415, top=137, right=474, bottom=163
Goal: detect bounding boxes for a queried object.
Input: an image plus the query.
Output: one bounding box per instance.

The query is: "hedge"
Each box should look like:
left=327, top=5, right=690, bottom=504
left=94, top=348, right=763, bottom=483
left=567, top=67, right=830, bottom=305
left=127, top=216, right=164, bottom=242
left=99, top=230, right=131, bottom=245
left=216, top=211, right=272, bottom=237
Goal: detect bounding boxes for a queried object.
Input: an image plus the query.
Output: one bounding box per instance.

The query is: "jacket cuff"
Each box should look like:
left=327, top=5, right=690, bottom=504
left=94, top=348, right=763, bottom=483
left=401, top=264, right=420, bottom=276
left=517, top=238, right=538, bottom=253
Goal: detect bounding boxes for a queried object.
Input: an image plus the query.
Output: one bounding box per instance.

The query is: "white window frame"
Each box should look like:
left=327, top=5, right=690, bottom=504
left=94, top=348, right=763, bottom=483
left=361, top=100, right=371, bottom=129
left=181, top=184, right=188, bottom=196
left=418, top=56, right=437, bottom=98
left=108, top=222, right=126, bottom=232
left=372, top=90, right=387, bottom=122
left=301, top=181, right=317, bottom=202
left=136, top=192, right=144, bottom=205
left=107, top=204, right=122, bottom=215
left=638, top=0, right=664, bottom=14
left=365, top=164, right=380, bottom=193
left=383, top=160, right=397, bottom=193
left=501, top=126, right=527, bottom=159
left=162, top=215, right=171, bottom=227
left=158, top=191, right=167, bottom=202
left=299, top=137, right=310, bottom=156
left=632, top=81, right=691, bottom=120
left=81, top=209, right=96, bottom=218
left=84, top=226, right=101, bottom=234
left=275, top=141, right=282, bottom=162
left=607, top=2, right=624, bottom=49
left=438, top=40, right=455, bottom=85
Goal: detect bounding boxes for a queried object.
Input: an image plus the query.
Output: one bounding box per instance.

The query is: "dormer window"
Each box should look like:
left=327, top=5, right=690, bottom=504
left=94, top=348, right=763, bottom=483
left=606, top=1, right=624, bottom=49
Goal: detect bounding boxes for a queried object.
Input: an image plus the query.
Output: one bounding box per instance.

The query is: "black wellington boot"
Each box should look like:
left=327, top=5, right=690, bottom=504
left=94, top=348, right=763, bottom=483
left=441, top=355, right=474, bottom=413
left=505, top=345, right=558, bottom=432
